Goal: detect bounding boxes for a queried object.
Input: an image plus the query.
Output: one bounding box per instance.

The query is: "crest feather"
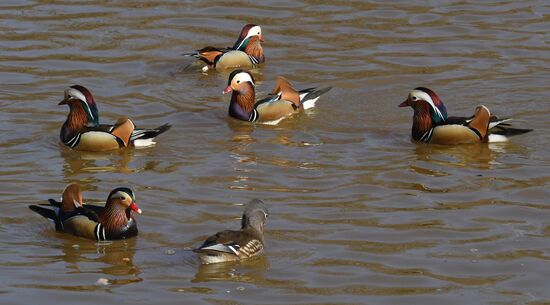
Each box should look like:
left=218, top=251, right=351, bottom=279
left=68, top=85, right=99, bottom=126
left=414, top=87, right=447, bottom=119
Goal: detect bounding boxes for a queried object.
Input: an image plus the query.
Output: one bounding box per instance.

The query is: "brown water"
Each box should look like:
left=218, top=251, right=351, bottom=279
left=1, top=1, right=549, bottom=304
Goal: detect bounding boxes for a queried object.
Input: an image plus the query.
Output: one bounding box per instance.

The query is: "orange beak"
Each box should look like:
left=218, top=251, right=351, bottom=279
left=223, top=85, right=233, bottom=95
left=129, top=202, right=142, bottom=215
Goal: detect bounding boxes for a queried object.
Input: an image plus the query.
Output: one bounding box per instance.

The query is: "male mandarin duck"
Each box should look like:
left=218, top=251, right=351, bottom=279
left=29, top=183, right=141, bottom=241
left=399, top=87, right=532, bottom=144
left=59, top=85, right=171, bottom=151
left=184, top=24, right=265, bottom=71
left=194, top=199, right=268, bottom=264
left=224, top=70, right=332, bottom=124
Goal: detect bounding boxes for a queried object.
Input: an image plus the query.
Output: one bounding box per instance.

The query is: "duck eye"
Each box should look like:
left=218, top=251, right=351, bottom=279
left=412, top=96, right=417, bottom=100
left=236, top=80, right=240, bottom=84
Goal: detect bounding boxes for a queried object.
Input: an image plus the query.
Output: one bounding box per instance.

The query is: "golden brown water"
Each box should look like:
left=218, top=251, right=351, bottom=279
left=1, top=1, right=549, bottom=304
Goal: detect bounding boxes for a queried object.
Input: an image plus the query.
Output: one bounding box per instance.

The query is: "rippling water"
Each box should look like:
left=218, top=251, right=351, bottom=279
left=1, top=1, right=549, bottom=304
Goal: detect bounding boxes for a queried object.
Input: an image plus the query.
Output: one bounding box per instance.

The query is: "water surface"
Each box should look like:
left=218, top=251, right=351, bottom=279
left=1, top=1, right=549, bottom=304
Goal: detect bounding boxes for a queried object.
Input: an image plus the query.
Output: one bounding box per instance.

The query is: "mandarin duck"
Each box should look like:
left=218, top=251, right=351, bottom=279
left=194, top=199, right=268, bottom=264
left=29, top=183, right=141, bottom=241
left=59, top=85, right=171, bottom=151
left=183, top=24, right=265, bottom=71
left=399, top=87, right=532, bottom=144
left=224, top=70, right=332, bottom=124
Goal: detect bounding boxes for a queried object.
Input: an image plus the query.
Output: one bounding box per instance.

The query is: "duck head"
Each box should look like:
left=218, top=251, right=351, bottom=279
left=399, top=87, right=448, bottom=123
left=96, top=187, right=140, bottom=238
left=105, top=187, right=141, bottom=217
left=223, top=70, right=256, bottom=94
left=241, top=199, right=269, bottom=236
left=224, top=70, right=257, bottom=120
left=60, top=183, right=84, bottom=213
left=232, top=24, right=264, bottom=51
left=59, top=85, right=99, bottom=127
left=399, top=87, right=449, bottom=141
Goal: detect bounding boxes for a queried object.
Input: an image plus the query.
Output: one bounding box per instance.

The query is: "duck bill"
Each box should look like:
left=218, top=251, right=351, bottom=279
left=223, top=85, right=233, bottom=95
left=398, top=99, right=411, bottom=107
left=58, top=98, right=70, bottom=105
left=129, top=202, right=142, bottom=215
left=259, top=35, right=265, bottom=43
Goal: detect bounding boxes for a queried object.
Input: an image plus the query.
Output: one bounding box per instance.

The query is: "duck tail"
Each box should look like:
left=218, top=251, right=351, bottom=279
left=488, top=116, right=512, bottom=129
left=182, top=51, right=199, bottom=57
left=300, top=86, right=332, bottom=110
left=491, top=125, right=533, bottom=137
left=131, top=124, right=171, bottom=147
left=29, top=205, right=56, bottom=221
left=182, top=47, right=224, bottom=66
left=29, top=201, right=63, bottom=231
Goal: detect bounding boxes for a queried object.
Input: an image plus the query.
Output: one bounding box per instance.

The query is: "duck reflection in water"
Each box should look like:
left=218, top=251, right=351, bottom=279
left=225, top=119, right=258, bottom=191
left=192, top=255, right=269, bottom=283
left=412, top=141, right=528, bottom=171
left=59, top=237, right=142, bottom=285
left=60, top=145, right=158, bottom=176
left=226, top=118, right=257, bottom=144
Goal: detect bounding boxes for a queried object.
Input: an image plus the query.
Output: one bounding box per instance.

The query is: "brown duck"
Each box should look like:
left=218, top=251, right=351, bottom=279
left=194, top=199, right=268, bottom=264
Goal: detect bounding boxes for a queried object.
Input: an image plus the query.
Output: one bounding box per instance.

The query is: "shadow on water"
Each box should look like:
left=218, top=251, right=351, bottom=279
left=12, top=237, right=141, bottom=292
left=60, top=238, right=141, bottom=282
left=59, top=145, right=152, bottom=176
left=192, top=256, right=269, bottom=283
left=411, top=141, right=530, bottom=171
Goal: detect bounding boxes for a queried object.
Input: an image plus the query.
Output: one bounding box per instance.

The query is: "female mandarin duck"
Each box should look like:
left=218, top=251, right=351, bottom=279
left=184, top=24, right=265, bottom=71
left=29, top=183, right=141, bottom=241
left=224, top=70, right=332, bottom=124
left=59, top=85, right=170, bottom=151
left=399, top=87, right=532, bottom=144
left=194, top=199, right=268, bottom=264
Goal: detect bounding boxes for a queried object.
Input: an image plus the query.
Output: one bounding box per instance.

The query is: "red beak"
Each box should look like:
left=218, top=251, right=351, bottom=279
left=58, top=98, right=69, bottom=105
left=223, top=85, right=233, bottom=95
left=259, top=35, right=265, bottom=43
left=129, top=202, right=142, bottom=215
left=398, top=99, right=410, bottom=107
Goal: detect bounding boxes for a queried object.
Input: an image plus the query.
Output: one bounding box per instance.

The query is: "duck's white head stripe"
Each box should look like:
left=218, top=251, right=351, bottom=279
left=65, top=88, right=95, bottom=121
left=411, top=89, right=444, bottom=121
left=235, top=25, right=262, bottom=50
left=65, top=88, right=87, bottom=104
left=233, top=72, right=255, bottom=86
